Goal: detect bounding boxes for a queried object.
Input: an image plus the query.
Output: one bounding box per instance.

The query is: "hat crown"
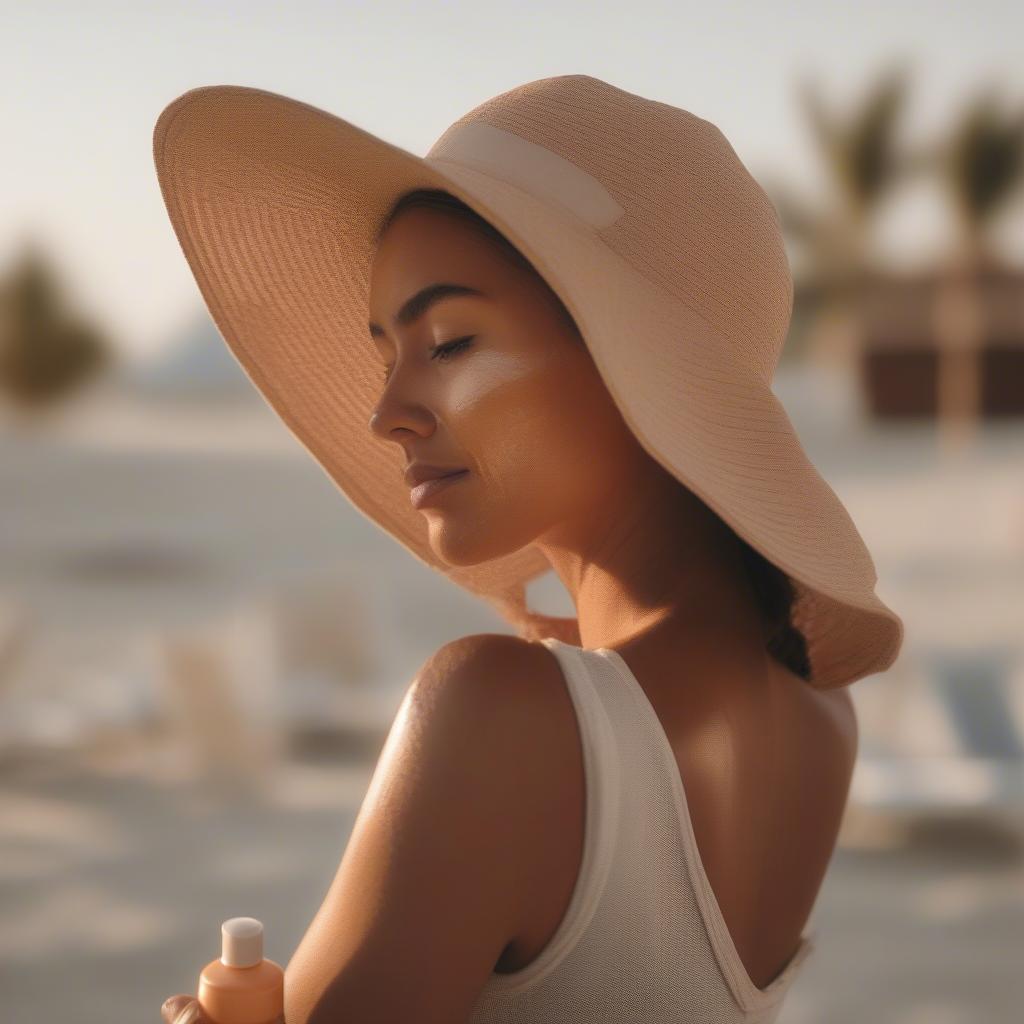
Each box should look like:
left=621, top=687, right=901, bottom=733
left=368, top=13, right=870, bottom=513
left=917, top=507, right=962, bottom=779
left=428, top=74, right=792, bottom=383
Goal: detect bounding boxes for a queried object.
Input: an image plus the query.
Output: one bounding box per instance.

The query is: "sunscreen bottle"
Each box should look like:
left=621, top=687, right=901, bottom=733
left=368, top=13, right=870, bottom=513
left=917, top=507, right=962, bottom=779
left=197, top=917, right=284, bottom=1024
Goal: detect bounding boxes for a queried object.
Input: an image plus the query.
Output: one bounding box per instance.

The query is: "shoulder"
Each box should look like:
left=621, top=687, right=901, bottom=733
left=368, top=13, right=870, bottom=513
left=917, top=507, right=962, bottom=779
left=378, top=629, right=573, bottom=773
left=409, top=632, right=569, bottom=730
left=418, top=630, right=552, bottom=682
left=283, top=635, right=574, bottom=1022
left=390, top=632, right=582, bottom=947
left=402, top=633, right=576, bottom=794
left=406, top=632, right=583, bottom=878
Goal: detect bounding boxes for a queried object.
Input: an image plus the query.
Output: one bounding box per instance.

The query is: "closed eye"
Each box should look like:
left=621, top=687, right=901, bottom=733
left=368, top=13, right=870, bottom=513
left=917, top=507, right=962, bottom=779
left=380, top=336, right=475, bottom=385
left=430, top=335, right=475, bottom=362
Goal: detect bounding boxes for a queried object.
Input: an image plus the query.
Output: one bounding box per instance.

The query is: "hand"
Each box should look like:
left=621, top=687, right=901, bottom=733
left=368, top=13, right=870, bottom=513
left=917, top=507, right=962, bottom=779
left=160, top=995, right=284, bottom=1024
left=160, top=996, right=206, bottom=1024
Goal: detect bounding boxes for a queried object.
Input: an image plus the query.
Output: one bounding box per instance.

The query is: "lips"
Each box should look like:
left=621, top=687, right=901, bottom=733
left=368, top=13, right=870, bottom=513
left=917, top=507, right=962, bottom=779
left=409, top=469, right=469, bottom=509
left=404, top=463, right=468, bottom=488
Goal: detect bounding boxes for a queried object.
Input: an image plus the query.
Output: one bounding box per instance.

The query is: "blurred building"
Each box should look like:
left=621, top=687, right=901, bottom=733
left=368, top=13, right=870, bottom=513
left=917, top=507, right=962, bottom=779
left=858, top=264, right=1024, bottom=420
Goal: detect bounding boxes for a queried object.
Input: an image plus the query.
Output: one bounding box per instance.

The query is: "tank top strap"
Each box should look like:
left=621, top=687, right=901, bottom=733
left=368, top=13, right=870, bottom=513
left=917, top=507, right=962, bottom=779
left=485, top=636, right=622, bottom=995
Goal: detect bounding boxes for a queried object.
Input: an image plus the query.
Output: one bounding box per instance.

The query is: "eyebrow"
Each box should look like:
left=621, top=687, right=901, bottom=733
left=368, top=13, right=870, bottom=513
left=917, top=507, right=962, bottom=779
left=368, top=282, right=487, bottom=339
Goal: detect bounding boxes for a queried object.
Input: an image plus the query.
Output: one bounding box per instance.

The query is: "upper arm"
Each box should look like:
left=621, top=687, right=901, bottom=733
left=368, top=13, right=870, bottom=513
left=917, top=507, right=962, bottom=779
left=283, top=633, right=547, bottom=1024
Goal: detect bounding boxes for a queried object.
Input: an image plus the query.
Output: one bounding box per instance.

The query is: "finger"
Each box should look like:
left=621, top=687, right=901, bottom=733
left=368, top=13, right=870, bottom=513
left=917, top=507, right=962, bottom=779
left=172, top=1005, right=203, bottom=1024
left=161, top=995, right=201, bottom=1024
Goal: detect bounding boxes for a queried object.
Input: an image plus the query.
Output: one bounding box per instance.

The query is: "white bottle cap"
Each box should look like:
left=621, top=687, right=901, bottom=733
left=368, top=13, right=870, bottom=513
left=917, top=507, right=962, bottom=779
left=221, top=917, right=263, bottom=968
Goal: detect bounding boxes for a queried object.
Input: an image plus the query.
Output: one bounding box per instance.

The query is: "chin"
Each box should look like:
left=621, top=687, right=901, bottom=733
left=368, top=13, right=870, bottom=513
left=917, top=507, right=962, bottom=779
left=424, top=516, right=533, bottom=569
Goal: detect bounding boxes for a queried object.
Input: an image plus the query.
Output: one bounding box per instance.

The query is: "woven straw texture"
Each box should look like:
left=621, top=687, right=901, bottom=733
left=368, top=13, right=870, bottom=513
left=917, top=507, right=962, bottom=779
left=152, top=73, right=904, bottom=690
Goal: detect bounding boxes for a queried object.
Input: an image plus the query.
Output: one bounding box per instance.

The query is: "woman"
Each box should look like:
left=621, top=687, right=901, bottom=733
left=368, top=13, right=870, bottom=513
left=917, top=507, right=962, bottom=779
left=156, top=75, right=903, bottom=1024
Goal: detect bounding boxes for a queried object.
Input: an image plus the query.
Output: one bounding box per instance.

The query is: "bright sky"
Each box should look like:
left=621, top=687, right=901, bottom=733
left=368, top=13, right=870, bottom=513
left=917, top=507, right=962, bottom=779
left=3, top=1, right=1022, bottom=360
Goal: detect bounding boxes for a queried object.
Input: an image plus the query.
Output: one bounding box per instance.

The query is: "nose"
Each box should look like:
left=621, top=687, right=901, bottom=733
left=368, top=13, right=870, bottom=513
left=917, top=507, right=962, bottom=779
left=367, top=379, right=435, bottom=443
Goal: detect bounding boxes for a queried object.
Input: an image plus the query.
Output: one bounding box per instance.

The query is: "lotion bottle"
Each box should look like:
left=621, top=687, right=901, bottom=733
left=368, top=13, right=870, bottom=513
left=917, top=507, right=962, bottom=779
left=197, top=917, right=284, bottom=1024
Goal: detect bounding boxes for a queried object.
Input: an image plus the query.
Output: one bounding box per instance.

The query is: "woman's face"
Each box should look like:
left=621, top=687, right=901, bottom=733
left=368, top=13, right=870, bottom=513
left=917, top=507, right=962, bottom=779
left=367, top=205, right=643, bottom=569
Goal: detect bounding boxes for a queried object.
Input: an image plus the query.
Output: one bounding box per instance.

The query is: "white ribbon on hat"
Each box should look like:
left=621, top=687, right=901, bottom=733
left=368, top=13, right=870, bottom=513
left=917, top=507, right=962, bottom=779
left=428, top=121, right=626, bottom=230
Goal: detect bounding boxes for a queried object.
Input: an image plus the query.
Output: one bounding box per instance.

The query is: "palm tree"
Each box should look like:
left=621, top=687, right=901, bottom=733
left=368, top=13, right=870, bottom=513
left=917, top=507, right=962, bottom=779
left=930, top=85, right=1024, bottom=455
left=769, top=61, right=917, bottom=377
left=0, top=237, right=112, bottom=421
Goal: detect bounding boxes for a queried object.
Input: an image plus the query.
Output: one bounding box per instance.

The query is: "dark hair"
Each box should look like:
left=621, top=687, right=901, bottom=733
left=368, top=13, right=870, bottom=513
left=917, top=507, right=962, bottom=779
left=376, top=187, right=812, bottom=682
left=735, top=535, right=812, bottom=681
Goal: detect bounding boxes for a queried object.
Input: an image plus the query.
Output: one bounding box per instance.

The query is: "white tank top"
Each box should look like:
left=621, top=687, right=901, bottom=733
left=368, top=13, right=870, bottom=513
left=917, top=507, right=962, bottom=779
left=467, top=636, right=819, bottom=1023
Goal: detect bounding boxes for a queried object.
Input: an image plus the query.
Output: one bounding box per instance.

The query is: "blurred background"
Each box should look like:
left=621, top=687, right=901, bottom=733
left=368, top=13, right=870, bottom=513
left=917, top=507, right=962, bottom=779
left=2, top=3, right=1023, bottom=1022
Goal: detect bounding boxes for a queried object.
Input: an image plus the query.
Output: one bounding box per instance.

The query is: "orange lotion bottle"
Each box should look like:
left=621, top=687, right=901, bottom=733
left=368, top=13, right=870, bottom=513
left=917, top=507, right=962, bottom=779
left=197, top=917, right=284, bottom=1024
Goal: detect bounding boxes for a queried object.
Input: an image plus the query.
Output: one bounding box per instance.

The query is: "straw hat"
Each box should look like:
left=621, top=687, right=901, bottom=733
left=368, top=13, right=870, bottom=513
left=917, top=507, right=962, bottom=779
left=152, top=73, right=904, bottom=690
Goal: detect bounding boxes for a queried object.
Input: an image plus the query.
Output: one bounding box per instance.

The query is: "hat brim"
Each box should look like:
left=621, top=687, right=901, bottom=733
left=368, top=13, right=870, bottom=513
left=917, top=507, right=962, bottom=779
left=153, top=84, right=904, bottom=689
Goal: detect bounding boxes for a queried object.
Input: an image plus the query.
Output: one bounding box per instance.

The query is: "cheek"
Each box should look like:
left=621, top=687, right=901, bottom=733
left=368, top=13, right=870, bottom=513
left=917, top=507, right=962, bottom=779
left=446, top=349, right=538, bottom=415
left=445, top=350, right=591, bottom=507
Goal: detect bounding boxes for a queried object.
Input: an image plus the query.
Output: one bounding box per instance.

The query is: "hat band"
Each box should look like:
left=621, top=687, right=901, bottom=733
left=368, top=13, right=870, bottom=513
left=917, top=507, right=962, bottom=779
left=427, top=121, right=626, bottom=229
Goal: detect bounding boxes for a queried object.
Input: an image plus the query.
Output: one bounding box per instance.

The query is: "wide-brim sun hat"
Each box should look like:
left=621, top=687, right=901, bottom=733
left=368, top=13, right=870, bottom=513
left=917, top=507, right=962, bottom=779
left=152, top=72, right=904, bottom=691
